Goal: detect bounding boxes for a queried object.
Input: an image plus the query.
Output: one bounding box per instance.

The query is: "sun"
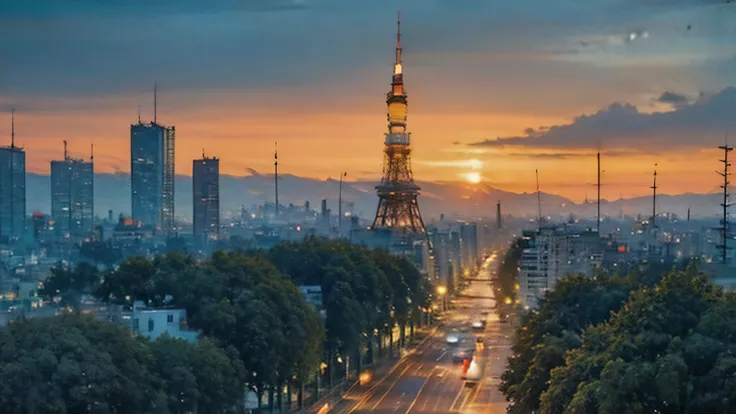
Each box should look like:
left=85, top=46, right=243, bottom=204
left=463, top=172, right=482, bottom=184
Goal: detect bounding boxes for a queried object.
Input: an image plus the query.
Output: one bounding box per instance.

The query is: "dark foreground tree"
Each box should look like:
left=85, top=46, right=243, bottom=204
left=0, top=315, right=245, bottom=414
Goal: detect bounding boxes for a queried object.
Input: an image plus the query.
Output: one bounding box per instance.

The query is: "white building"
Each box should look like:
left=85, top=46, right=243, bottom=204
left=519, top=227, right=603, bottom=308
left=122, top=301, right=198, bottom=343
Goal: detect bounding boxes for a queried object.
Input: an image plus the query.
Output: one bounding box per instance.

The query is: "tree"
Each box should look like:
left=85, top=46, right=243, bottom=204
left=0, top=314, right=164, bottom=413
left=40, top=262, right=101, bottom=309
left=539, top=268, right=726, bottom=413
left=149, top=336, right=245, bottom=414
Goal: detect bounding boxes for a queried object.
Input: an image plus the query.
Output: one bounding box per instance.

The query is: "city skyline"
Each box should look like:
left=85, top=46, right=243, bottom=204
left=3, top=1, right=736, bottom=202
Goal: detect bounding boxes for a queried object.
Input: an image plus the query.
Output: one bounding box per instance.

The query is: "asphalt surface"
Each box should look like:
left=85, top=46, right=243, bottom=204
left=331, top=254, right=512, bottom=414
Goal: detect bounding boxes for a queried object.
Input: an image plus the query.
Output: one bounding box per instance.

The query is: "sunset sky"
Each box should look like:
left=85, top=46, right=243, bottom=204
left=2, top=0, right=736, bottom=202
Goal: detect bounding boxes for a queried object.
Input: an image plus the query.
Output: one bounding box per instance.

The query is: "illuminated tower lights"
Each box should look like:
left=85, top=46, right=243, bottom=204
left=371, top=12, right=427, bottom=234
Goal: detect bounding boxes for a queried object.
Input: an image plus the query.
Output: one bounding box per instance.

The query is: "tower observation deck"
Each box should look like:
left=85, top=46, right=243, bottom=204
left=371, top=13, right=427, bottom=234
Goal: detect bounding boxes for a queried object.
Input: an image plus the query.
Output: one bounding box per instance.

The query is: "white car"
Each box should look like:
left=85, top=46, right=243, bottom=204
left=446, top=335, right=459, bottom=345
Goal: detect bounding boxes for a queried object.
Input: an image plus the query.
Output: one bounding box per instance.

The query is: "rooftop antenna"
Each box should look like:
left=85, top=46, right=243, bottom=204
left=63, top=140, right=68, bottom=161
left=274, top=141, right=279, bottom=216
left=91, top=143, right=94, bottom=162
left=10, top=108, right=15, bottom=149
left=202, top=148, right=205, bottom=159
left=536, top=169, right=543, bottom=230
left=138, top=105, right=141, bottom=123
left=651, top=163, right=658, bottom=228
left=718, top=132, right=733, bottom=265
left=153, top=82, right=157, bottom=124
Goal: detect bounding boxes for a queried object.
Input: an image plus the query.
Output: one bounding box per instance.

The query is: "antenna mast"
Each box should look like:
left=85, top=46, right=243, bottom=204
left=274, top=141, right=279, bottom=216
left=718, top=139, right=733, bottom=264
left=10, top=108, right=15, bottom=149
left=153, top=82, right=157, bottom=124
left=650, top=164, right=658, bottom=228
left=597, top=152, right=601, bottom=234
left=63, top=140, right=68, bottom=161
left=91, top=143, right=94, bottom=162
left=536, top=169, right=543, bottom=230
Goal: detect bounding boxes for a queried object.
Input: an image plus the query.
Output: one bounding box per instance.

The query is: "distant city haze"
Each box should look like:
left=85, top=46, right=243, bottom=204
left=3, top=1, right=736, bottom=201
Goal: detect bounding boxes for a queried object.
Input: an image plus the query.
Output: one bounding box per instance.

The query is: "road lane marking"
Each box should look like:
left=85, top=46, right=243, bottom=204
left=436, top=350, right=447, bottom=362
left=404, top=367, right=436, bottom=414
left=413, top=364, right=424, bottom=375
left=371, top=364, right=412, bottom=410
left=344, top=327, right=441, bottom=414
left=449, top=382, right=466, bottom=411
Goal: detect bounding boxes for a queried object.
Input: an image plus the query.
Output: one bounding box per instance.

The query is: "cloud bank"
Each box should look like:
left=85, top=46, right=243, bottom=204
left=470, top=86, right=736, bottom=152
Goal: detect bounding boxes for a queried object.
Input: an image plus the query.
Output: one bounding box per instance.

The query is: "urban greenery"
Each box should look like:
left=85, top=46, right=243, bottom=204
left=0, top=315, right=245, bottom=413
left=494, top=237, right=523, bottom=316
left=33, top=237, right=430, bottom=412
left=500, top=262, right=736, bottom=413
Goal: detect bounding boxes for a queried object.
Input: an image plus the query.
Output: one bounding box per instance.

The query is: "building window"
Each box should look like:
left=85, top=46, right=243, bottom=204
left=148, top=319, right=154, bottom=332
left=167, top=314, right=174, bottom=324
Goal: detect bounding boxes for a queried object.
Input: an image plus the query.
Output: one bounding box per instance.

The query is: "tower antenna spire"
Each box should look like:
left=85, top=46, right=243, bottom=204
left=274, top=141, right=279, bottom=216
left=10, top=108, right=15, bottom=149
left=153, top=82, right=157, bottom=124
left=91, top=143, right=94, bottom=162
left=63, top=140, right=68, bottom=161
left=395, top=11, right=402, bottom=65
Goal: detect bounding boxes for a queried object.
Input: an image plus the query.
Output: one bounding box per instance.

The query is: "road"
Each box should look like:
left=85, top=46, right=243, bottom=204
left=331, top=254, right=512, bottom=414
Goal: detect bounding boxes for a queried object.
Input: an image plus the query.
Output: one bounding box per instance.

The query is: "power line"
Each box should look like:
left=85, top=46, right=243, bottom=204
left=717, top=140, right=733, bottom=265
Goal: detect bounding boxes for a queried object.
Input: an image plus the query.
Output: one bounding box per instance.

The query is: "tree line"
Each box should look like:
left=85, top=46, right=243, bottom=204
left=2, top=237, right=431, bottom=413
left=499, top=261, right=736, bottom=413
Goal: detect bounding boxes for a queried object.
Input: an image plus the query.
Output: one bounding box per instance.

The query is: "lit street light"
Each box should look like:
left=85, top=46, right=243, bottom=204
left=436, top=285, right=447, bottom=311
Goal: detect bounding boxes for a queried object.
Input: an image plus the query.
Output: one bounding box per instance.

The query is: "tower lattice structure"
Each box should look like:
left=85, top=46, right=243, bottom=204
left=371, top=13, right=427, bottom=234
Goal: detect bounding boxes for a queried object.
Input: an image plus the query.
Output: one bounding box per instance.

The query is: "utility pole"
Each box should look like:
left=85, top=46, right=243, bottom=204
left=338, top=172, right=347, bottom=235
left=274, top=142, right=279, bottom=216
left=650, top=164, right=658, bottom=228
left=153, top=82, right=157, bottom=124
left=718, top=142, right=733, bottom=264
left=597, top=152, right=601, bottom=234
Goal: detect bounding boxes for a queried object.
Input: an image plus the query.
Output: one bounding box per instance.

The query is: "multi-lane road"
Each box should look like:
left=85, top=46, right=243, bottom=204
left=331, top=254, right=512, bottom=414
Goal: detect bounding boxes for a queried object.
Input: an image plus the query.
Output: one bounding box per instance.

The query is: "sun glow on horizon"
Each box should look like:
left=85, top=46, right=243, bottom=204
left=462, top=172, right=482, bottom=184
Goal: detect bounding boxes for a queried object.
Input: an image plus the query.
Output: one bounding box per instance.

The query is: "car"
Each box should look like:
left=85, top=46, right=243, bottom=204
left=451, top=350, right=470, bottom=364
left=446, top=335, right=459, bottom=345
left=476, top=337, right=484, bottom=343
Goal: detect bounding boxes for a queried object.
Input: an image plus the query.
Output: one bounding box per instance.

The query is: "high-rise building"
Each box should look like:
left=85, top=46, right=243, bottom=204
left=50, top=142, right=94, bottom=239
left=193, top=155, right=219, bottom=241
left=130, top=121, right=175, bottom=235
left=0, top=110, right=26, bottom=241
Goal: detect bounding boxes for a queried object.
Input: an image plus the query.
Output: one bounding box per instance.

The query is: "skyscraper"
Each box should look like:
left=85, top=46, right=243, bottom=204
left=0, top=109, right=26, bottom=241
left=130, top=90, right=175, bottom=235
left=50, top=141, right=94, bottom=239
left=193, top=155, right=219, bottom=241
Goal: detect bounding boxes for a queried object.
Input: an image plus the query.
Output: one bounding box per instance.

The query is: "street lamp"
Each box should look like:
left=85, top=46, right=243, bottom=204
left=338, top=172, right=347, bottom=236
left=436, top=285, right=447, bottom=311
